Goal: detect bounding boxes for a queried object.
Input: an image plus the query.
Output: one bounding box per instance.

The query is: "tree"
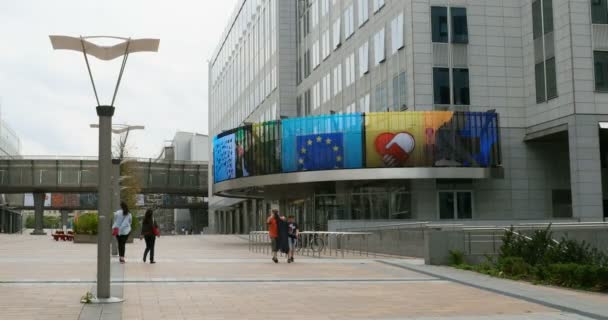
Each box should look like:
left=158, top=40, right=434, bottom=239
left=113, top=130, right=141, bottom=231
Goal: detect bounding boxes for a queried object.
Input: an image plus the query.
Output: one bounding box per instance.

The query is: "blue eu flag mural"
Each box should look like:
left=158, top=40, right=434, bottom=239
left=282, top=113, right=363, bottom=172
left=296, top=133, right=344, bottom=171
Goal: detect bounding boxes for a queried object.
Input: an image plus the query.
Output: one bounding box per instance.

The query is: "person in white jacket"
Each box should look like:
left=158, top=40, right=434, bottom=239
left=112, top=202, right=132, bottom=264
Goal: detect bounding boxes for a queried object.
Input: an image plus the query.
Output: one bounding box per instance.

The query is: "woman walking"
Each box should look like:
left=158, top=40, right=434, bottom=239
left=112, top=202, right=132, bottom=264
left=140, top=209, right=159, bottom=264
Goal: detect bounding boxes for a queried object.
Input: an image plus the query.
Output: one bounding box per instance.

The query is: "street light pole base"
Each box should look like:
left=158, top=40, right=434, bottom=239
left=89, top=297, right=124, bottom=304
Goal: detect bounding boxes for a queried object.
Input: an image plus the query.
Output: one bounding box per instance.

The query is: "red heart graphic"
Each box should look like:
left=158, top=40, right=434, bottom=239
left=374, top=132, right=415, bottom=167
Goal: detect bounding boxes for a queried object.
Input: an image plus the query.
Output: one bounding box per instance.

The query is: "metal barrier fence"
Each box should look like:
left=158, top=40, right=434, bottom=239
left=249, top=231, right=373, bottom=258
left=462, top=222, right=608, bottom=256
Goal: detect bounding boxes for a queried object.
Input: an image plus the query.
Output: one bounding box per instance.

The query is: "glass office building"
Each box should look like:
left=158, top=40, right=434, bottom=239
left=209, top=0, right=608, bottom=233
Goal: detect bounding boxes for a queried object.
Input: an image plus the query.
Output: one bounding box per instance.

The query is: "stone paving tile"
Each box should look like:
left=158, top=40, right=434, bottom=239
left=383, top=260, right=608, bottom=320
left=0, top=233, right=601, bottom=320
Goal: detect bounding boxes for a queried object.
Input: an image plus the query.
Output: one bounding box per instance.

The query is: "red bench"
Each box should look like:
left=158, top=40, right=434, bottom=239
left=52, top=230, right=74, bottom=241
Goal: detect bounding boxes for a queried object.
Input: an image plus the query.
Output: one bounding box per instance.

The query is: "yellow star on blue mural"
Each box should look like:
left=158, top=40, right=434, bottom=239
left=300, top=147, right=307, bottom=154
left=316, top=136, right=322, bottom=143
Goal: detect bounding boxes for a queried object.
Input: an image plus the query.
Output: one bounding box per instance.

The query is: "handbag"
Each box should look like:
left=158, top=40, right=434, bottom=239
left=112, top=227, right=119, bottom=236
left=152, top=220, right=160, bottom=236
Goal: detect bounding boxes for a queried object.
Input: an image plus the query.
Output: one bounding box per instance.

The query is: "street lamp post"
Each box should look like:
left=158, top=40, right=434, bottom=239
left=50, top=35, right=158, bottom=303
left=90, top=124, right=145, bottom=256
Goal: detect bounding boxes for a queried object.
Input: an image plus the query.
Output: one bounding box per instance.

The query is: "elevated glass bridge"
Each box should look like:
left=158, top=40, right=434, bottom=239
left=0, top=156, right=208, bottom=196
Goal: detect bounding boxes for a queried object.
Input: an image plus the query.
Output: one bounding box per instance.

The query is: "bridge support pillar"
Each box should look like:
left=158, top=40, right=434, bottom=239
left=235, top=207, right=241, bottom=234
left=60, top=210, right=69, bottom=229
left=0, top=207, right=5, bottom=233
left=243, top=200, right=249, bottom=235
left=227, top=210, right=232, bottom=234
left=31, top=192, right=46, bottom=235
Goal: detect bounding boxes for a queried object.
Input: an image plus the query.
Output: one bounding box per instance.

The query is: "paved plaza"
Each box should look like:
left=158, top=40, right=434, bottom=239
left=0, top=233, right=606, bottom=320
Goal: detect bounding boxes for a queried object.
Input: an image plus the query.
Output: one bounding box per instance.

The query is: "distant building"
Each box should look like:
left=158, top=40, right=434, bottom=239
left=157, top=132, right=209, bottom=233
left=0, top=113, right=20, bottom=157
left=0, top=111, right=21, bottom=233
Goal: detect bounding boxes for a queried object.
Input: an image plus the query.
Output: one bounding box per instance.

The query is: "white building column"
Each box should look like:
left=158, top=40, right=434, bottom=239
left=569, top=115, right=604, bottom=221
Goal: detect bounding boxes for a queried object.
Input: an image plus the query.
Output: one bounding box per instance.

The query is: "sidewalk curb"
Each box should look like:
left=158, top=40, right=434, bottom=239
left=378, top=260, right=607, bottom=320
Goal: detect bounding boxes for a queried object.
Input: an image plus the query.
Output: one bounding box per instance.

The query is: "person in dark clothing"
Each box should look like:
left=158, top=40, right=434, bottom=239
left=277, top=214, right=290, bottom=262
left=287, top=215, right=299, bottom=263
left=140, top=209, right=159, bottom=264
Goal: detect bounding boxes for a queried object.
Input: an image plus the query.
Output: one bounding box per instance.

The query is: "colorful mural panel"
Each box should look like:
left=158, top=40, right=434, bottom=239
left=282, top=114, right=363, bottom=172
left=212, top=111, right=501, bottom=183
left=365, top=111, right=500, bottom=168
left=213, top=133, right=236, bottom=183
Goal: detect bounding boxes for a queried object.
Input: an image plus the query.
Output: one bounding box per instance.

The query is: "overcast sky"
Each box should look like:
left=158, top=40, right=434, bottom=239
left=0, top=0, right=236, bottom=158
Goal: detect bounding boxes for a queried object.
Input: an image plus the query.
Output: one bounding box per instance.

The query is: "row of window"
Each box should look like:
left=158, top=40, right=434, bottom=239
left=298, top=12, right=404, bottom=85
left=301, top=0, right=386, bottom=39
left=210, top=0, right=278, bottom=133
left=297, top=71, right=406, bottom=116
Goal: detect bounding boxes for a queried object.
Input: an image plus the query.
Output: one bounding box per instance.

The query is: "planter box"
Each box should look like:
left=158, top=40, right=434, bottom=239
left=74, top=234, right=134, bottom=244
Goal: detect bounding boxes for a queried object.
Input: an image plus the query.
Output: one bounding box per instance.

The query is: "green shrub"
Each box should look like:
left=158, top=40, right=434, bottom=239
left=498, top=256, right=532, bottom=279
left=74, top=213, right=98, bottom=235
left=448, top=250, right=465, bottom=266
left=25, top=215, right=62, bottom=229
left=545, top=264, right=603, bottom=289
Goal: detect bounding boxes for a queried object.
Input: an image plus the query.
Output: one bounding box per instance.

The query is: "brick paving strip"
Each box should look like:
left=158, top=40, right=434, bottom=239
left=1, top=233, right=605, bottom=320
left=378, top=260, right=608, bottom=320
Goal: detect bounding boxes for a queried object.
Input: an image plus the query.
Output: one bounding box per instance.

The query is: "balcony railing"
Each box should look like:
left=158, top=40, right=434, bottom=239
left=213, top=111, right=501, bottom=183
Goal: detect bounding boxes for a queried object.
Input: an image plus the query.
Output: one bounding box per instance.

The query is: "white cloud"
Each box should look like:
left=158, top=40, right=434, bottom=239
left=0, top=0, right=237, bottom=157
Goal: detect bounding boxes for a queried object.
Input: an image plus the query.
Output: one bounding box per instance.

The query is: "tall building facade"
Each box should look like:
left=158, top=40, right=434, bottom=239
left=0, top=113, right=21, bottom=157
left=208, top=0, right=608, bottom=234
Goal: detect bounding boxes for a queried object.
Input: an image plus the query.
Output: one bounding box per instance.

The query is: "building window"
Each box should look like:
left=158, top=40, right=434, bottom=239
left=321, top=0, right=329, bottom=17
left=374, top=82, right=387, bottom=111
left=533, top=0, right=557, bottom=103
left=333, top=18, right=341, bottom=50
left=344, top=5, right=355, bottom=39
left=545, top=58, right=557, bottom=99
left=297, top=57, right=302, bottom=84
left=304, top=89, right=311, bottom=115
left=392, top=72, right=406, bottom=111
left=304, top=50, right=311, bottom=77
left=390, top=13, right=404, bottom=54
left=595, top=51, right=608, bottom=92
left=374, top=28, right=385, bottom=65
left=312, top=41, right=320, bottom=69
left=358, top=0, right=369, bottom=27
left=311, top=0, right=319, bottom=28
left=359, top=93, right=370, bottom=112
left=452, top=68, right=470, bottom=105
left=451, top=8, right=468, bottom=44
left=333, top=64, right=343, bottom=95
left=359, top=41, right=369, bottom=77
left=322, top=29, right=331, bottom=60
left=372, top=0, right=385, bottom=13
left=346, top=103, right=356, bottom=113
left=313, top=82, right=321, bottom=110
left=297, top=95, right=303, bottom=116
left=322, top=73, right=331, bottom=103
left=439, top=191, right=472, bottom=219
left=433, top=68, right=450, bottom=105
left=592, top=0, right=608, bottom=24
left=431, top=7, right=448, bottom=43
left=345, top=53, right=355, bottom=86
